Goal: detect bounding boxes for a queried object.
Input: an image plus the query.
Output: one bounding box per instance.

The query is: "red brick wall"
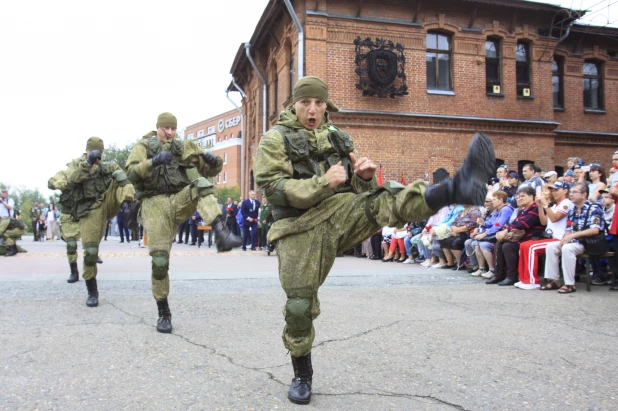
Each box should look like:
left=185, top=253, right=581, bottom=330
left=234, top=0, right=618, bottom=195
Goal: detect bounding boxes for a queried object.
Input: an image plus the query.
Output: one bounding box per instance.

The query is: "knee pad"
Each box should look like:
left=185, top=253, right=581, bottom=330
left=151, top=250, right=170, bottom=280
left=84, top=242, right=99, bottom=266
left=66, top=237, right=78, bottom=255
left=285, top=298, right=312, bottom=337
left=112, top=169, right=129, bottom=187
left=191, top=177, right=214, bottom=197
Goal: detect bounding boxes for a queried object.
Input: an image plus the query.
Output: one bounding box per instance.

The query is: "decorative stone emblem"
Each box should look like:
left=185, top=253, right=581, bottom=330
left=354, top=37, right=408, bottom=98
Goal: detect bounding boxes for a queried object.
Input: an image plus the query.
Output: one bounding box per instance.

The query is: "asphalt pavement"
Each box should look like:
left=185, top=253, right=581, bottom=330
left=0, top=236, right=616, bottom=410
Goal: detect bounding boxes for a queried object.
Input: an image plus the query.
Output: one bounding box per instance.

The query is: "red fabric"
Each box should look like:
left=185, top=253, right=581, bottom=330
left=400, top=172, right=406, bottom=186
left=378, top=166, right=383, bottom=186
left=518, top=238, right=559, bottom=284
left=389, top=238, right=405, bottom=254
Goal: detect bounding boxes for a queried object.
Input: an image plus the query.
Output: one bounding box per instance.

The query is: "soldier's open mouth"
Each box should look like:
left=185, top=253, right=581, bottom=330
left=307, top=118, right=316, bottom=127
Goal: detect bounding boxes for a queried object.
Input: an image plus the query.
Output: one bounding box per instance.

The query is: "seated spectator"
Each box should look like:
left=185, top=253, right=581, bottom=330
left=369, top=230, right=383, bottom=260
left=468, top=191, right=514, bottom=278
left=502, top=171, right=520, bottom=207
left=534, top=165, right=543, bottom=180
left=520, top=163, right=543, bottom=198
left=439, top=205, right=483, bottom=270
left=566, top=157, right=579, bottom=171
left=464, top=196, right=494, bottom=272
left=542, top=182, right=605, bottom=293
left=515, top=182, right=573, bottom=290
left=572, top=164, right=586, bottom=184
left=425, top=204, right=464, bottom=268
left=563, top=170, right=574, bottom=185
left=381, top=226, right=395, bottom=261
left=590, top=189, right=616, bottom=285
left=587, top=164, right=607, bottom=203
left=383, top=224, right=409, bottom=262
left=543, top=171, right=558, bottom=185
left=490, top=165, right=509, bottom=193
left=487, top=186, right=543, bottom=286
left=405, top=207, right=449, bottom=265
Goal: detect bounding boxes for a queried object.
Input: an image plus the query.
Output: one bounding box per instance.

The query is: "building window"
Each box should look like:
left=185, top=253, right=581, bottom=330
left=217, top=173, right=220, bottom=183
left=223, top=153, right=228, bottom=164
left=207, top=126, right=215, bottom=134
left=224, top=135, right=228, bottom=141
left=583, top=61, right=603, bottom=110
left=485, top=39, right=501, bottom=94
left=187, top=133, right=194, bottom=140
left=426, top=32, right=452, bottom=91
left=289, top=51, right=295, bottom=98
left=217, top=137, right=221, bottom=142
left=223, top=172, right=227, bottom=183
left=197, top=129, right=204, bottom=137
left=230, top=133, right=234, bottom=139
left=552, top=56, right=564, bottom=108
left=516, top=42, right=531, bottom=97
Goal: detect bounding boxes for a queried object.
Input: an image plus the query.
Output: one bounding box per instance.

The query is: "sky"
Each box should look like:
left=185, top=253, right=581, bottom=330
left=1, top=0, right=616, bottom=199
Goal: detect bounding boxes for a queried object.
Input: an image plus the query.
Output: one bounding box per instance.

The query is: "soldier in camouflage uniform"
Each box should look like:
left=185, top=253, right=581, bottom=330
left=254, top=76, right=495, bottom=405
left=259, top=197, right=273, bottom=251
left=48, top=155, right=86, bottom=283
left=125, top=112, right=241, bottom=334
left=0, top=189, right=25, bottom=257
left=66, top=137, right=135, bottom=307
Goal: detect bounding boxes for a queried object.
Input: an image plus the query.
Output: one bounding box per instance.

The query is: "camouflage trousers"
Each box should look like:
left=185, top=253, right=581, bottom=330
left=273, top=180, right=434, bottom=357
left=0, top=217, right=26, bottom=247
left=80, top=180, right=135, bottom=280
left=140, top=185, right=221, bottom=302
left=59, top=213, right=80, bottom=264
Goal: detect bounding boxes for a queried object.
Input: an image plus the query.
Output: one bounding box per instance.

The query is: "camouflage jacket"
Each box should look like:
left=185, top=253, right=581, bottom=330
left=125, top=137, right=222, bottom=198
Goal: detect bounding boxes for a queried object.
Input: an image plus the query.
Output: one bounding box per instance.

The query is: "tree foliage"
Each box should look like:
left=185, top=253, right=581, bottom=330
left=213, top=185, right=241, bottom=205
left=104, top=141, right=137, bottom=169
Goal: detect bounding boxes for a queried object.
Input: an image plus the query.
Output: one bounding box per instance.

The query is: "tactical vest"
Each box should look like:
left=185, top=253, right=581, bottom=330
left=270, top=124, right=355, bottom=221
left=68, top=163, right=114, bottom=220
left=135, top=137, right=191, bottom=199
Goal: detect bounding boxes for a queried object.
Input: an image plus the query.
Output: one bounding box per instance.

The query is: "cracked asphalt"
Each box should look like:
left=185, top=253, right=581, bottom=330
left=1, top=236, right=617, bottom=410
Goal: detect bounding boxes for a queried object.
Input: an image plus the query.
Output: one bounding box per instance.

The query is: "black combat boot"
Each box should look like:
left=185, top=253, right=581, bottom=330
left=85, top=278, right=99, bottom=307
left=156, top=299, right=173, bottom=333
left=288, top=353, right=313, bottom=405
left=67, top=262, right=79, bottom=283
left=424, top=132, right=495, bottom=210
left=211, top=216, right=242, bottom=252
left=5, top=245, right=18, bottom=257
left=97, top=257, right=103, bottom=264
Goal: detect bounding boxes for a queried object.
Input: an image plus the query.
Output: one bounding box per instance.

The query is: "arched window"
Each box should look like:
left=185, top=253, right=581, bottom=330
left=516, top=41, right=531, bottom=97
left=486, top=38, right=501, bottom=94
left=230, top=133, right=234, bottom=139
left=224, top=135, right=227, bottom=141
left=583, top=61, right=603, bottom=110
left=426, top=32, right=452, bottom=91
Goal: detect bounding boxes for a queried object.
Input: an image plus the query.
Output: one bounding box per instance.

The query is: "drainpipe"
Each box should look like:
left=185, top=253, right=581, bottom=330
left=244, top=42, right=267, bottom=134
left=227, top=78, right=246, bottom=196
left=283, top=0, right=304, bottom=78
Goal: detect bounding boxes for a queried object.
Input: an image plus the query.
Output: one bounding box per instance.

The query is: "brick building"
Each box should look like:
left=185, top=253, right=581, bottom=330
left=184, top=109, right=242, bottom=188
left=228, top=0, right=618, bottom=195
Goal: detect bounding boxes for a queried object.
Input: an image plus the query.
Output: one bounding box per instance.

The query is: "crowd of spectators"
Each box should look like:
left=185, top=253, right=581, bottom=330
left=356, top=154, right=618, bottom=293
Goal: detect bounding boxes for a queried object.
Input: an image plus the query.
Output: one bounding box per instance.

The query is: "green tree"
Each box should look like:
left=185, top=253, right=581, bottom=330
left=104, top=141, right=137, bottom=168
left=213, top=185, right=241, bottom=205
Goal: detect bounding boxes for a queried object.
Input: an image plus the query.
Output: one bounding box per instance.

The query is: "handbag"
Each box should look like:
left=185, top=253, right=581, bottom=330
left=503, top=229, right=526, bottom=242
left=579, top=205, right=609, bottom=256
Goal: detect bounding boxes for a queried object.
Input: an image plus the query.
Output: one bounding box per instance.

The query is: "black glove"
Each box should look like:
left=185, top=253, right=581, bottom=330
left=200, top=151, right=218, bottom=167
left=87, top=150, right=102, bottom=165
left=152, top=150, right=172, bottom=166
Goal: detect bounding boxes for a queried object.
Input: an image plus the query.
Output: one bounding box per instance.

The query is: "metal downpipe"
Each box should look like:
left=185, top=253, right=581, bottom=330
left=226, top=78, right=246, bottom=195
left=283, top=0, right=304, bottom=79
left=244, top=42, right=267, bottom=134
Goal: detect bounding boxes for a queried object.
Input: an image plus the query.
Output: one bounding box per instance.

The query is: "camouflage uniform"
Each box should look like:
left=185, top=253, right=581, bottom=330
left=126, top=136, right=222, bottom=302
left=67, top=138, right=135, bottom=306
left=255, top=107, right=434, bottom=357
left=259, top=201, right=273, bottom=249
left=0, top=218, right=26, bottom=255
left=48, top=155, right=83, bottom=269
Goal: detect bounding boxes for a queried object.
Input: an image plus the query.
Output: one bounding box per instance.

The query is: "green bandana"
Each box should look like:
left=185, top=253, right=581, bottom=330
left=156, top=112, right=177, bottom=128
left=292, top=76, right=339, bottom=112
left=85, top=137, right=104, bottom=152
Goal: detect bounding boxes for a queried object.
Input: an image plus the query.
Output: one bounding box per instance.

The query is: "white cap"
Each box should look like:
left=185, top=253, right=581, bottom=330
left=543, top=171, right=558, bottom=178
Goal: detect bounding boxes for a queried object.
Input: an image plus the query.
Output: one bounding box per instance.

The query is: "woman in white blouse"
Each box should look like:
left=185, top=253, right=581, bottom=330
left=46, top=203, right=58, bottom=241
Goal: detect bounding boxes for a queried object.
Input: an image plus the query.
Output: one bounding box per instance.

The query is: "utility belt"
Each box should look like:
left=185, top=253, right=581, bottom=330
left=271, top=205, right=307, bottom=222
